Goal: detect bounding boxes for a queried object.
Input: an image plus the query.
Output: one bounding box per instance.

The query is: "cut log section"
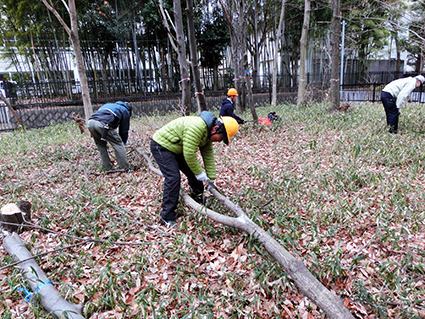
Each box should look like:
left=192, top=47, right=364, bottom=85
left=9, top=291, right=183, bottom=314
left=3, top=233, right=85, bottom=319
left=0, top=201, right=32, bottom=233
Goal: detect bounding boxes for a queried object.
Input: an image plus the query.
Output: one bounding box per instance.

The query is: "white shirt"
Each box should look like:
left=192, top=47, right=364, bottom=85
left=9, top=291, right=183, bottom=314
left=382, top=77, right=418, bottom=109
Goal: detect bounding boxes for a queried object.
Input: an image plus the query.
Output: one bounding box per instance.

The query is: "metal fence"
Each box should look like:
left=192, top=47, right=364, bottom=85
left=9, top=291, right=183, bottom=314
left=0, top=91, right=298, bottom=131
left=340, top=83, right=425, bottom=103
left=5, top=71, right=423, bottom=107
left=1, top=71, right=424, bottom=132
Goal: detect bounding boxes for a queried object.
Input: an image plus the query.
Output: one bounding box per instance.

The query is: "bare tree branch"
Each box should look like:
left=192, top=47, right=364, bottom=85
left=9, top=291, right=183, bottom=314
left=41, top=0, right=72, bottom=36
left=131, top=144, right=354, bottom=319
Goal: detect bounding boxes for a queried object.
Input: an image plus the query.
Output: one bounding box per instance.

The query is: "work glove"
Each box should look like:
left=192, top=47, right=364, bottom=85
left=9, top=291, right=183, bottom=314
left=207, top=180, right=217, bottom=192
left=195, top=170, right=209, bottom=182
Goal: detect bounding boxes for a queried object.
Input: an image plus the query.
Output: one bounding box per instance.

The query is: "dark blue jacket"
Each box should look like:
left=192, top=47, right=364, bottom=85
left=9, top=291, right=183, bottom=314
left=90, top=101, right=131, bottom=144
left=219, top=98, right=244, bottom=124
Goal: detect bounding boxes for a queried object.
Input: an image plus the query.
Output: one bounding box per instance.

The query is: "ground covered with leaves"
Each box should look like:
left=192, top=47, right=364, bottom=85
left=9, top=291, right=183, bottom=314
left=1, top=102, right=425, bottom=318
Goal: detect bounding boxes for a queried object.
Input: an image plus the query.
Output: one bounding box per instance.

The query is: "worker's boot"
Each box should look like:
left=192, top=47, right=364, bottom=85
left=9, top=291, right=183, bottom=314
left=189, top=189, right=206, bottom=204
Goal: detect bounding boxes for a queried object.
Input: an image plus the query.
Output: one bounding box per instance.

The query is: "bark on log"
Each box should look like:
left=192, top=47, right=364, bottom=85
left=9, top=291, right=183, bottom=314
left=3, top=233, right=85, bottom=319
left=133, top=145, right=355, bottom=319
left=184, top=189, right=354, bottom=319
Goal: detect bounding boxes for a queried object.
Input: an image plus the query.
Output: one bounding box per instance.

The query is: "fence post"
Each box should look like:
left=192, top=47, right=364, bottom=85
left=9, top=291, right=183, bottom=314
left=372, top=83, right=376, bottom=103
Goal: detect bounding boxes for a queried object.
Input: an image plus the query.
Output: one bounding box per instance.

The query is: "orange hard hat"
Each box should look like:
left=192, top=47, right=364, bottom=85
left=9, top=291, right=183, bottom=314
left=227, top=88, right=238, bottom=96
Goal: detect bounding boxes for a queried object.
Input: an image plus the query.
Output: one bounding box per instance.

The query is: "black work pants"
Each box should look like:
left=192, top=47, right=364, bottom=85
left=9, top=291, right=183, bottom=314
left=150, top=139, right=204, bottom=222
left=381, top=91, right=399, bottom=133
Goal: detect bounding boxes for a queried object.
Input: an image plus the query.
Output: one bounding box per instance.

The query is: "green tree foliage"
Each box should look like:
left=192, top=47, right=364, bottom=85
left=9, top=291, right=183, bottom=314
left=383, top=0, right=408, bottom=74
left=282, top=0, right=303, bottom=71
left=0, top=0, right=90, bottom=81
left=0, top=0, right=91, bottom=47
left=0, top=0, right=58, bottom=41
left=401, top=0, right=425, bottom=72
left=79, top=2, right=131, bottom=46
left=195, top=8, right=230, bottom=71
left=138, top=0, right=171, bottom=41
left=78, top=0, right=132, bottom=82
left=341, top=0, right=391, bottom=74
left=0, top=0, right=62, bottom=79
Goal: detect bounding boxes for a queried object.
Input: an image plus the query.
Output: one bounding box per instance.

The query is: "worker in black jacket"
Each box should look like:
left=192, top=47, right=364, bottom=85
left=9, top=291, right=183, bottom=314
left=87, top=101, right=133, bottom=172
left=219, top=88, right=244, bottom=124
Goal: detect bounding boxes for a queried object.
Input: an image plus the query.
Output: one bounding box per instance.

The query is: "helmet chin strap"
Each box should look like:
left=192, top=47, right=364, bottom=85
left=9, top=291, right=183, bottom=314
left=210, top=124, right=225, bottom=139
left=210, top=129, right=221, bottom=138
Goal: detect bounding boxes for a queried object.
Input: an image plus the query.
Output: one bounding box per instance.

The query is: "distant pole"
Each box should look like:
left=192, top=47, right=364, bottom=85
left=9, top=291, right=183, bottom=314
left=340, top=20, right=346, bottom=92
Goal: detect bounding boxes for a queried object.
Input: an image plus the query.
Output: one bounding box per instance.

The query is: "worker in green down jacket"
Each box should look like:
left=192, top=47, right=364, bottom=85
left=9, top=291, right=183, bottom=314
left=150, top=111, right=239, bottom=227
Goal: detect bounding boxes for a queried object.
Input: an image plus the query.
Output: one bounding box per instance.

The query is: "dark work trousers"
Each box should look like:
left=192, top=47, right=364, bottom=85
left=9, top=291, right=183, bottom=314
left=381, top=91, right=399, bottom=133
left=150, top=139, right=204, bottom=222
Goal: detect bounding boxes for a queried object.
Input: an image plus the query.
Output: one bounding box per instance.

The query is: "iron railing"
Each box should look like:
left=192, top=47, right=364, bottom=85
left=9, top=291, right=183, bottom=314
left=3, top=71, right=424, bottom=108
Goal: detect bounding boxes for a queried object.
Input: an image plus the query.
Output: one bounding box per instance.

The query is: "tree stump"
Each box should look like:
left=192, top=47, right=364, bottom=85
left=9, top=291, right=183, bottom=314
left=1, top=201, right=32, bottom=233
left=72, top=113, right=86, bottom=134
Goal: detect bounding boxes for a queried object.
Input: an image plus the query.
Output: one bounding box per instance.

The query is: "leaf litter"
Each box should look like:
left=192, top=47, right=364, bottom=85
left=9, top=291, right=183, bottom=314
left=1, top=103, right=425, bottom=318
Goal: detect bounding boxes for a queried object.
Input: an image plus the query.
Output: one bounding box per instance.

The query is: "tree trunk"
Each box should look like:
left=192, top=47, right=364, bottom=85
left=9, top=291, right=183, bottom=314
left=41, top=0, right=93, bottom=121
left=184, top=190, right=355, bottom=319
left=3, top=233, right=85, bottom=319
left=244, top=53, right=258, bottom=122
left=272, top=0, right=286, bottom=107
left=297, top=0, right=310, bottom=106
left=160, top=46, right=168, bottom=93
left=252, top=0, right=260, bottom=90
left=1, top=204, right=25, bottom=233
left=173, top=0, right=191, bottom=116
left=213, top=66, right=219, bottom=91
left=186, top=0, right=207, bottom=113
left=69, top=0, right=92, bottom=121
left=221, top=0, right=246, bottom=113
left=328, top=0, right=341, bottom=112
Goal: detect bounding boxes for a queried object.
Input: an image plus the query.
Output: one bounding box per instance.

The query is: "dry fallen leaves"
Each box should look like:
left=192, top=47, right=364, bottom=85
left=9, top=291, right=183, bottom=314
left=2, top=107, right=425, bottom=318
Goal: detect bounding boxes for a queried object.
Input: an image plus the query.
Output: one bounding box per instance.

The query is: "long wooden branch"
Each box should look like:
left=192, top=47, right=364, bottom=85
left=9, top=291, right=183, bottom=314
left=41, top=0, right=72, bottom=36
left=133, top=144, right=354, bottom=319
left=151, top=0, right=178, bottom=52
left=3, top=233, right=85, bottom=319
left=0, top=94, right=23, bottom=129
left=205, top=187, right=353, bottom=318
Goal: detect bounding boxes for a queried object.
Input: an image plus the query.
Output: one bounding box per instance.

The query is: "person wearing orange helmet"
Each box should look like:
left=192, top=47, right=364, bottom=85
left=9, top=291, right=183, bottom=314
left=220, top=88, right=244, bottom=124
left=150, top=111, right=239, bottom=227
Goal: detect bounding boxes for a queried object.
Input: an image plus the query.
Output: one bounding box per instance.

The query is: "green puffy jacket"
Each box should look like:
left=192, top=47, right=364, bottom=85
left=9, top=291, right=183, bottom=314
left=152, top=115, right=216, bottom=180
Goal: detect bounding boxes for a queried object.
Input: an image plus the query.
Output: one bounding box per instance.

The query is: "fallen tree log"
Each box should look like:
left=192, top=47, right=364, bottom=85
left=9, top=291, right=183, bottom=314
left=133, top=144, right=354, bottom=319
left=3, top=233, right=85, bottom=319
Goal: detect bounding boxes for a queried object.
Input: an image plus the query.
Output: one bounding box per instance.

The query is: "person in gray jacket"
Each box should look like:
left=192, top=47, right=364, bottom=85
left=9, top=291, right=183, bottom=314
left=381, top=75, right=425, bottom=133
left=87, top=101, right=134, bottom=172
